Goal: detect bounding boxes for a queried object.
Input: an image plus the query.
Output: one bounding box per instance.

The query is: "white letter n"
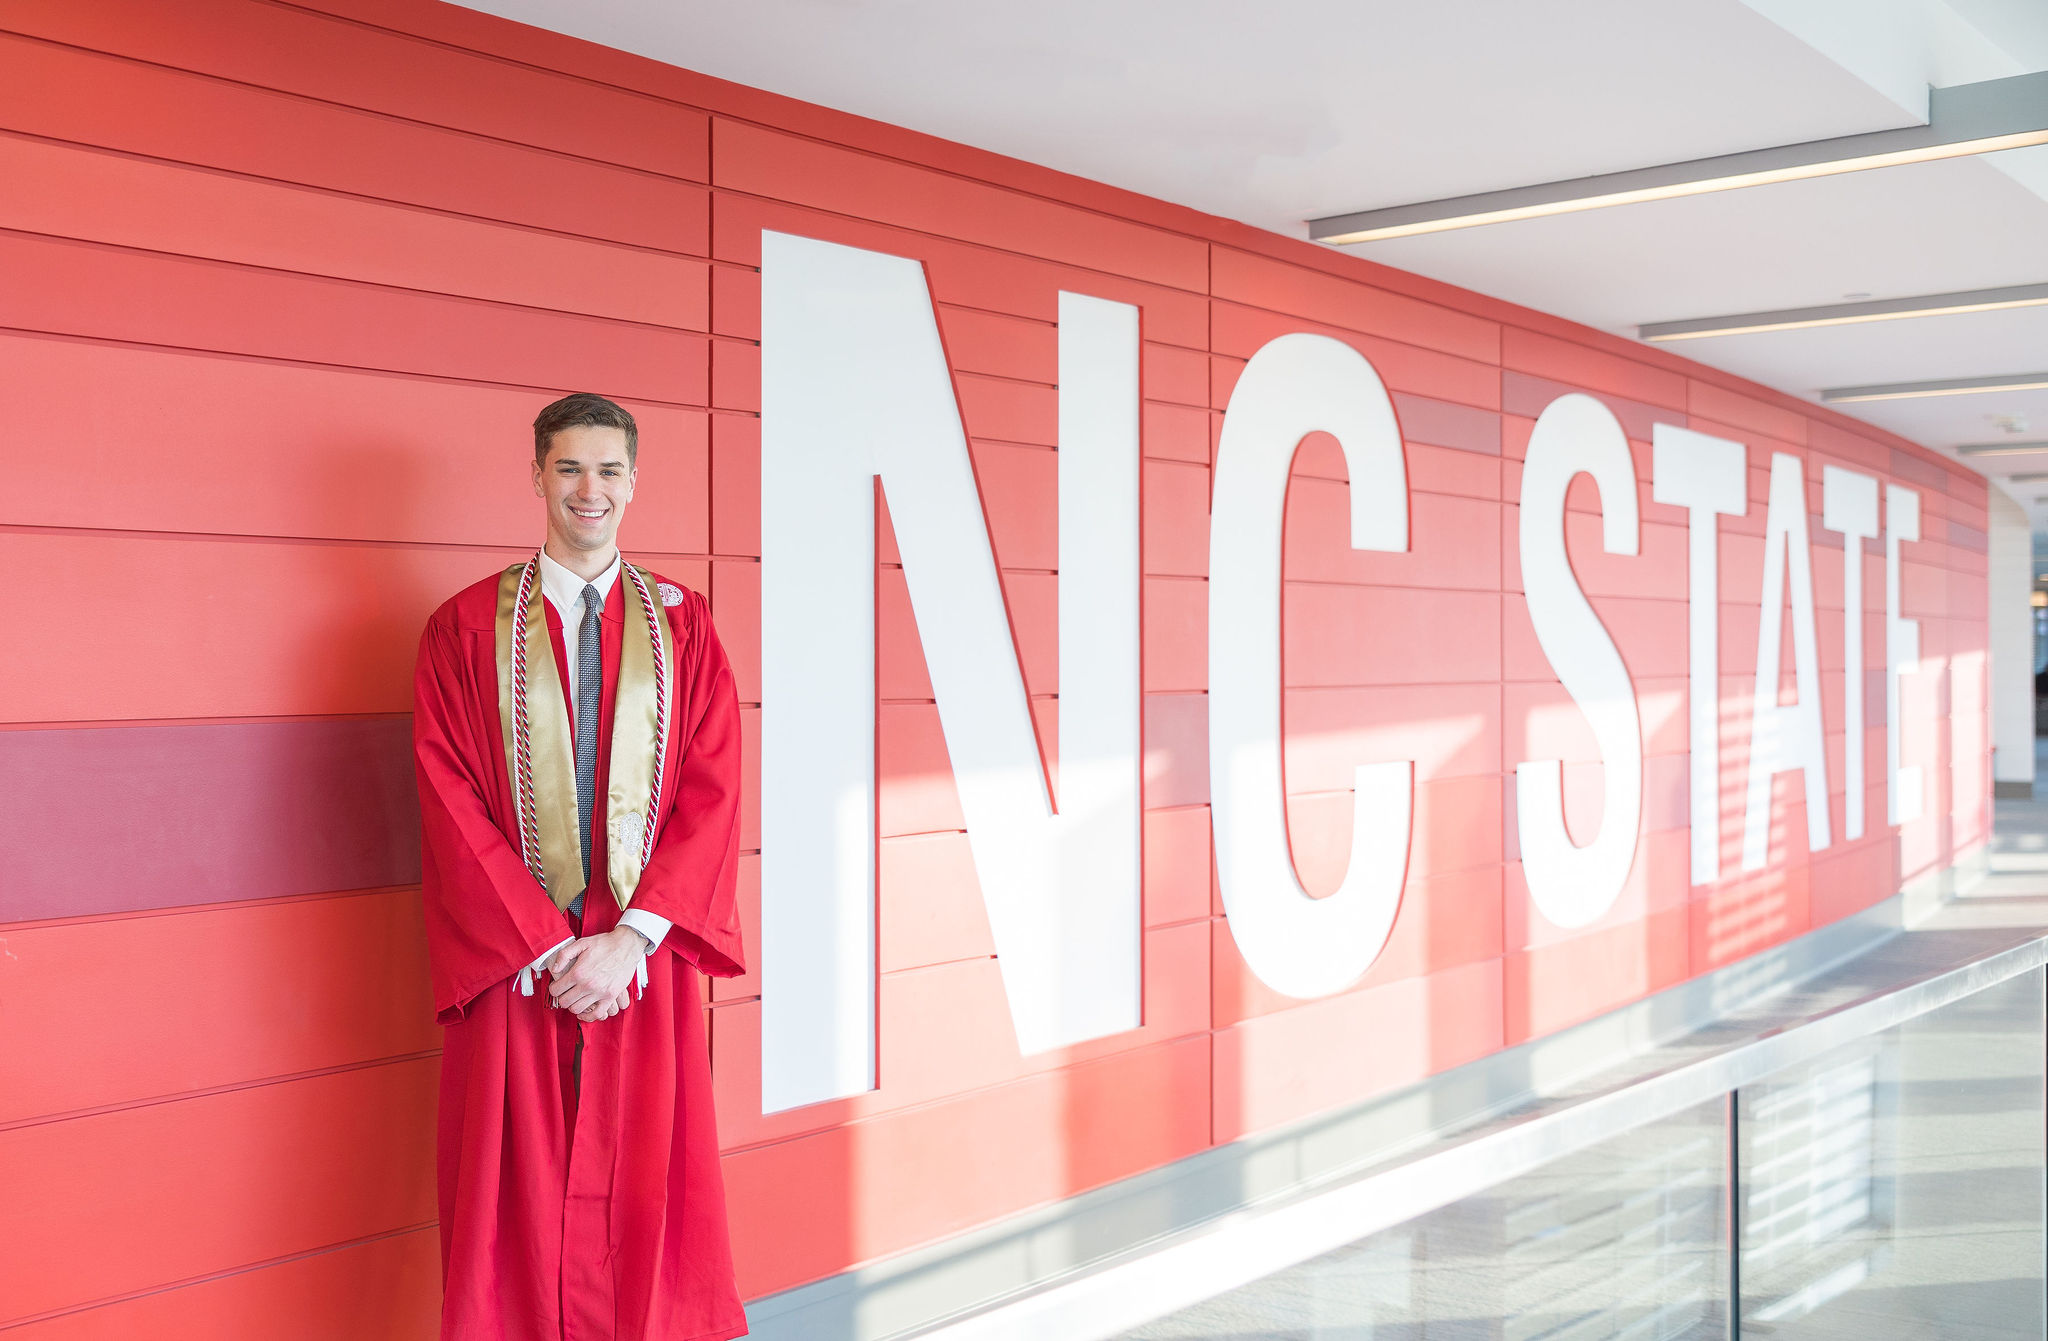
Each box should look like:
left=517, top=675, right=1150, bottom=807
left=758, top=232, right=1142, bottom=1113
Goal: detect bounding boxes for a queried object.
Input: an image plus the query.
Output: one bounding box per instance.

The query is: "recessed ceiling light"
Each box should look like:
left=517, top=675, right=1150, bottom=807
left=1843, top=292, right=1873, bottom=300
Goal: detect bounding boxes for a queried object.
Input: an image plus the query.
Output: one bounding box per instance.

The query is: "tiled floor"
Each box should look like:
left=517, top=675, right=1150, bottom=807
left=1118, top=747, right=2048, bottom=1340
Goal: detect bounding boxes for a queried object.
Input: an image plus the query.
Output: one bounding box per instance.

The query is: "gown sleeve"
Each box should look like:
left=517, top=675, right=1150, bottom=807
left=413, top=611, right=574, bottom=1021
left=621, top=588, right=746, bottom=978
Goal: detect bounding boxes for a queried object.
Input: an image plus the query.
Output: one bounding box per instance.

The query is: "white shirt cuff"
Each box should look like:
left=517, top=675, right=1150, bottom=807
left=617, top=909, right=672, bottom=952
left=617, top=911, right=669, bottom=1000
left=517, top=935, right=575, bottom=999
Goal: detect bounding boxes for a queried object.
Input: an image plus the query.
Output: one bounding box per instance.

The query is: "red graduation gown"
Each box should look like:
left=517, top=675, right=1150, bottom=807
left=412, top=568, right=748, bottom=1341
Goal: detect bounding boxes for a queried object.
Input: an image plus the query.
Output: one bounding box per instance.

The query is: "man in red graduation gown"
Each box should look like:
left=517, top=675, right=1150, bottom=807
left=412, top=391, right=749, bottom=1341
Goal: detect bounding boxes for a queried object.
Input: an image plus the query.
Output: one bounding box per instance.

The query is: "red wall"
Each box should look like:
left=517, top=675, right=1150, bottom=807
left=0, top=0, right=1990, bottom=1334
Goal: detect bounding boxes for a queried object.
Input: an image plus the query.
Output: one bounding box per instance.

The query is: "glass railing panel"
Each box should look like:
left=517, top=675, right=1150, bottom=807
left=1736, top=967, right=2045, bottom=1338
left=1117, top=1097, right=1729, bottom=1341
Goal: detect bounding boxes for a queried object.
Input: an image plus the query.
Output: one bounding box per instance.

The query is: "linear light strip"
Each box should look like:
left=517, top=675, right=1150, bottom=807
left=1640, top=283, right=2048, bottom=342
left=1310, top=71, right=2048, bottom=244
left=1821, top=372, right=2048, bottom=403
left=1956, top=442, right=2048, bottom=457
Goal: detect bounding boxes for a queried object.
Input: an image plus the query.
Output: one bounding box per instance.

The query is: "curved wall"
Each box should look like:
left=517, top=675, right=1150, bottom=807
left=0, top=0, right=1990, bottom=1334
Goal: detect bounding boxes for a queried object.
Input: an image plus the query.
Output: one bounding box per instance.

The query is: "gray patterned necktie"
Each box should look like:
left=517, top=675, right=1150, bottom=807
left=569, top=582, right=602, bottom=918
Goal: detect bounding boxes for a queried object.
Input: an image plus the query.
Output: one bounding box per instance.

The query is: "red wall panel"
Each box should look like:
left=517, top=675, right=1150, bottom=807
left=1212, top=958, right=1506, bottom=1142
left=0, top=135, right=708, bottom=329
left=2, top=0, right=710, bottom=180
left=0, top=0, right=1994, bottom=1331
left=0, top=230, right=709, bottom=404
left=712, top=191, right=1211, bottom=348
left=720, top=1035, right=1212, bottom=1299
left=0, top=333, right=708, bottom=549
left=0, top=534, right=708, bottom=721
left=1210, top=244, right=1502, bottom=363
left=0, top=1059, right=437, bottom=1327
left=712, top=119, right=1209, bottom=294
left=0, top=891, right=435, bottom=1123
left=0, top=35, right=709, bottom=253
left=1212, top=301, right=1503, bottom=408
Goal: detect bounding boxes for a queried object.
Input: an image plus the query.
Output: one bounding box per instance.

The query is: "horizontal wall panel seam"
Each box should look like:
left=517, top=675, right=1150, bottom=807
left=0, top=1221, right=439, bottom=1334
left=1201, top=294, right=1505, bottom=368
left=0, top=325, right=714, bottom=410
left=0, top=522, right=722, bottom=560
left=0, top=130, right=714, bottom=330
left=0, top=713, right=408, bottom=731
left=0, top=125, right=715, bottom=263
left=1279, top=577, right=1640, bottom=597
left=0, top=882, right=418, bottom=933
left=0, top=222, right=714, bottom=353
left=0, top=1049, right=443, bottom=1135
left=0, top=1056, right=441, bottom=1323
left=0, top=213, right=713, bottom=332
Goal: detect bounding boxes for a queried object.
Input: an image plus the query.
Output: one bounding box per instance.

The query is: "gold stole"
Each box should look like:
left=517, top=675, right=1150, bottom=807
left=494, top=556, right=673, bottom=912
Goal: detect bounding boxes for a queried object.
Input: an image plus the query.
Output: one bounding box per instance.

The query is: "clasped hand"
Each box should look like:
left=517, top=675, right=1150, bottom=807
left=546, top=928, right=646, bottom=1023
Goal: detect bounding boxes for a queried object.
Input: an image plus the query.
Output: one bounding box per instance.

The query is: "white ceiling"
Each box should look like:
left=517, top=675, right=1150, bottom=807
left=457, top=0, right=2048, bottom=527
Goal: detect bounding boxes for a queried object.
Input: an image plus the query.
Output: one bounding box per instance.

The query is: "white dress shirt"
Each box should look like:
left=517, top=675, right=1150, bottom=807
left=515, top=549, right=671, bottom=999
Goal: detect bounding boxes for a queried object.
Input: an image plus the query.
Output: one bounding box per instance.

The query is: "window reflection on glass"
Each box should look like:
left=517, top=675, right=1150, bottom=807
left=1738, top=970, right=2045, bottom=1337
left=1119, top=1099, right=1728, bottom=1340
left=1114, top=971, right=2042, bottom=1341
left=1739, top=1046, right=1890, bottom=1325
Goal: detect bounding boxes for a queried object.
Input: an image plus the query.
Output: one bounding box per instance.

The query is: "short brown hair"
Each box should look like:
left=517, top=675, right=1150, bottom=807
left=533, top=392, right=638, bottom=468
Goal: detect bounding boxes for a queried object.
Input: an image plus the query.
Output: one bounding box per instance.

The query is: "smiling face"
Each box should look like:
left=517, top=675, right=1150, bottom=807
left=533, top=424, right=636, bottom=566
